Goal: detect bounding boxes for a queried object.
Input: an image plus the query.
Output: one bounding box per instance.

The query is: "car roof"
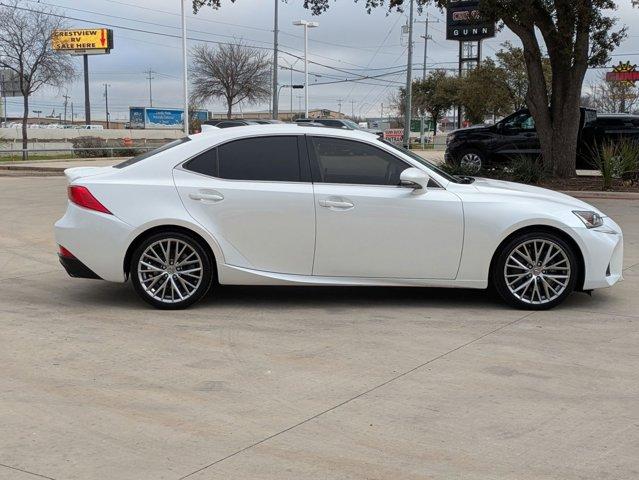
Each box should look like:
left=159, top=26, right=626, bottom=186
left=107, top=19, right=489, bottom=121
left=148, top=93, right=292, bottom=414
left=189, top=123, right=378, bottom=144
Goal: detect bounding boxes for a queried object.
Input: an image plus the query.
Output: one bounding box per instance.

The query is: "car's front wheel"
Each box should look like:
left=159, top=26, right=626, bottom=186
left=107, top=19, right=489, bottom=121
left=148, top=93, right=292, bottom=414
left=458, top=149, right=484, bottom=172
left=492, top=232, right=578, bottom=310
left=130, top=232, right=214, bottom=309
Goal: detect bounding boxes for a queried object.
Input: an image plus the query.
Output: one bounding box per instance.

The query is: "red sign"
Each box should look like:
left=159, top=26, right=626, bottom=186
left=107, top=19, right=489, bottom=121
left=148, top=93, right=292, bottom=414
left=606, top=71, right=639, bottom=82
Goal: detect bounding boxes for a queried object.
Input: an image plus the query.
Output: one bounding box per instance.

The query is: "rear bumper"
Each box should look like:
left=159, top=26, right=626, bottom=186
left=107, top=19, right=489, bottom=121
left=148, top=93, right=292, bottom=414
left=59, top=254, right=101, bottom=279
left=55, top=202, right=134, bottom=282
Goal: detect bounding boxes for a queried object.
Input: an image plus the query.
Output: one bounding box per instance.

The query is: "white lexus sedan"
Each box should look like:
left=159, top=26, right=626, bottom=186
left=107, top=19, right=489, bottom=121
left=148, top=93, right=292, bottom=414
left=54, top=125, right=623, bottom=310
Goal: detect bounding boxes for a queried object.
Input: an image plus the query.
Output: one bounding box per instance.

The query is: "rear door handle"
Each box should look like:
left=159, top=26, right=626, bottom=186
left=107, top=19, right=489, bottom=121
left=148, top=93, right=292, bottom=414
left=189, top=192, right=224, bottom=203
left=319, top=199, right=354, bottom=210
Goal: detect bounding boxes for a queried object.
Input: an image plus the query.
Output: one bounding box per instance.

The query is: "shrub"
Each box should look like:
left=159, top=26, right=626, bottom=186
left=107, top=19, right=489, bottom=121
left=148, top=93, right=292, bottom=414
left=440, top=162, right=481, bottom=177
left=71, top=136, right=111, bottom=158
left=509, top=155, right=546, bottom=185
left=590, top=139, right=639, bottom=190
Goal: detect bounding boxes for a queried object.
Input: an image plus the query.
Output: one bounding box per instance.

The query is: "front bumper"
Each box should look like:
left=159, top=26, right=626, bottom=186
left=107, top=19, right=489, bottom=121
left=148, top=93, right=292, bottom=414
left=574, top=216, right=624, bottom=290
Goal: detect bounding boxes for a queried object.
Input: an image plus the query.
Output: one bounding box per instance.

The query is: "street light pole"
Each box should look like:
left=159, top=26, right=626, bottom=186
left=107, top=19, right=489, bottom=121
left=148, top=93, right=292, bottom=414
left=403, top=0, right=414, bottom=149
left=293, top=20, right=319, bottom=118
left=181, top=0, right=189, bottom=135
left=272, top=0, right=279, bottom=119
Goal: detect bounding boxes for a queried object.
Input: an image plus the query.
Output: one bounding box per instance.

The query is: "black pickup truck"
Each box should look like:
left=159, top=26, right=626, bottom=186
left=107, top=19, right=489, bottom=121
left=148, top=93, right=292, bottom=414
left=445, top=108, right=639, bottom=170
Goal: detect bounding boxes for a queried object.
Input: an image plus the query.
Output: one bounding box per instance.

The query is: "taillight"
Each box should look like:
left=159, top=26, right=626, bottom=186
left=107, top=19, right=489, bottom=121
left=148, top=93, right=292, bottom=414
left=68, top=185, right=111, bottom=214
left=59, top=245, right=75, bottom=258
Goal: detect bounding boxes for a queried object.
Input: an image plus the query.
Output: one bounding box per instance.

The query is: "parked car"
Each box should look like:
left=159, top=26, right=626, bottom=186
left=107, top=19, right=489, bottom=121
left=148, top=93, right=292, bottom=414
left=203, top=119, right=261, bottom=128
left=55, top=125, right=623, bottom=310
left=445, top=108, right=639, bottom=171
left=296, top=118, right=384, bottom=137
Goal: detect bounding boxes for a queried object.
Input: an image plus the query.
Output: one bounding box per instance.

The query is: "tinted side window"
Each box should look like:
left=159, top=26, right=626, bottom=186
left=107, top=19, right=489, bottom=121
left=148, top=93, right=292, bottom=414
left=218, top=136, right=301, bottom=181
left=184, top=148, right=217, bottom=177
left=310, top=137, right=409, bottom=185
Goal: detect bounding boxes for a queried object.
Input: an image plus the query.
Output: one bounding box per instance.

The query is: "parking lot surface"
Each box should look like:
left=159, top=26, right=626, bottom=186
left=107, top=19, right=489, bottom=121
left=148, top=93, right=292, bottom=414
left=1, top=176, right=638, bottom=480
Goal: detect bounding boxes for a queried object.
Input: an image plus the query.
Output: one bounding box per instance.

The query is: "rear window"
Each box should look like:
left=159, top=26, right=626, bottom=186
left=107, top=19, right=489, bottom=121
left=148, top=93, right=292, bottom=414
left=114, top=137, right=191, bottom=168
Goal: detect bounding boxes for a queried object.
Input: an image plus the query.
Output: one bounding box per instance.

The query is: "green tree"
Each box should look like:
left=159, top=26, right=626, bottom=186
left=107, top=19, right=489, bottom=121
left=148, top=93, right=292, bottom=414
left=494, top=42, right=551, bottom=112
left=458, top=58, right=510, bottom=125
left=400, top=70, right=458, bottom=136
left=193, top=0, right=625, bottom=178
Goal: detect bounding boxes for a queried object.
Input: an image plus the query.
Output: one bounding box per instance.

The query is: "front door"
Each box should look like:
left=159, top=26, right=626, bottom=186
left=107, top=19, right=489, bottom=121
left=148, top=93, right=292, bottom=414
left=497, top=111, right=540, bottom=157
left=308, top=136, right=464, bottom=279
left=174, top=135, right=315, bottom=275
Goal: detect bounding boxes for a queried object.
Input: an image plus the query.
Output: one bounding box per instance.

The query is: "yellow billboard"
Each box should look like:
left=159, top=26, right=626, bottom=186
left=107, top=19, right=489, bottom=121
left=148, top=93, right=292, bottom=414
left=52, top=29, right=113, bottom=55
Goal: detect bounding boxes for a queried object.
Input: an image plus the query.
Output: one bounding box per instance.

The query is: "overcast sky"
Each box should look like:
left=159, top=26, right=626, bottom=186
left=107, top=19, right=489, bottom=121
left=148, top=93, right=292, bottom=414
left=6, top=0, right=639, bottom=121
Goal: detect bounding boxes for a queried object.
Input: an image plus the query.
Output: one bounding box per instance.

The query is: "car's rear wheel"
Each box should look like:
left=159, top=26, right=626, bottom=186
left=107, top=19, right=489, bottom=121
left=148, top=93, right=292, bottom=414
left=492, top=232, right=578, bottom=310
left=130, top=232, right=213, bottom=309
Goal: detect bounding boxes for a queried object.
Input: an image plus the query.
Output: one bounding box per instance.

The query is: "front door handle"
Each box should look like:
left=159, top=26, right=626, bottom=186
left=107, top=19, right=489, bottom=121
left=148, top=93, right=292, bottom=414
left=189, top=192, right=224, bottom=203
left=319, top=199, right=354, bottom=210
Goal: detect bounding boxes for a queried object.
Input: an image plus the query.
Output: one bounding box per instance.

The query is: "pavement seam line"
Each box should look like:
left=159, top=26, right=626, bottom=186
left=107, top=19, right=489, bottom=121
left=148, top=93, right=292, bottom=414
left=176, top=311, right=536, bottom=480
left=0, top=463, right=57, bottom=480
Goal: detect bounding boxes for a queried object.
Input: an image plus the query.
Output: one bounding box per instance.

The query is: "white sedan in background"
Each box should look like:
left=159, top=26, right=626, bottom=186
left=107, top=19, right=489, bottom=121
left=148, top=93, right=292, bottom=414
left=54, top=125, right=623, bottom=310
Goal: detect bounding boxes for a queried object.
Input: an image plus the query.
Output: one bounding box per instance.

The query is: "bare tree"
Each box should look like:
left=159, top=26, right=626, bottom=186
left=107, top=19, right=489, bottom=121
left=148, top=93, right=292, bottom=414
left=190, top=43, right=271, bottom=119
left=0, top=1, right=76, bottom=158
left=590, top=73, right=639, bottom=114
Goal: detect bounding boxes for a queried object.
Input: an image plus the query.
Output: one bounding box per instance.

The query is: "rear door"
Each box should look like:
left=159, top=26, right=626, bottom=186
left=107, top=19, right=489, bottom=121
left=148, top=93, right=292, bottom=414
left=173, top=135, right=316, bottom=275
left=497, top=112, right=540, bottom=157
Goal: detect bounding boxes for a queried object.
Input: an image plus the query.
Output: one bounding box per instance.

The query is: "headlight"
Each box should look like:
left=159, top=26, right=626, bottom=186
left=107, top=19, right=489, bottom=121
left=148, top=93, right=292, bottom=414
left=446, top=134, right=455, bottom=145
left=573, top=210, right=604, bottom=228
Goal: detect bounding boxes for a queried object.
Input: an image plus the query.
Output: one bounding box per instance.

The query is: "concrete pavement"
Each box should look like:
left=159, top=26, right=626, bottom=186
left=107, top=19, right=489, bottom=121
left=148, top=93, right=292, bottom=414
left=0, top=176, right=638, bottom=480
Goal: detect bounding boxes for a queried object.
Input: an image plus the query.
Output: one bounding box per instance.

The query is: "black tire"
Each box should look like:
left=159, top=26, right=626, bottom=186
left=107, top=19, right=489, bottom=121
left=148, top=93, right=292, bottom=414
left=492, top=231, right=578, bottom=310
left=130, top=231, right=214, bottom=310
left=457, top=149, right=484, bottom=172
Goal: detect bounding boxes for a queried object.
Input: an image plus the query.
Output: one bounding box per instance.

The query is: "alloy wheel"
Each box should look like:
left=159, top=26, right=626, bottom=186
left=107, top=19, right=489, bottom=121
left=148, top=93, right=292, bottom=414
left=460, top=152, right=482, bottom=172
left=137, top=238, right=204, bottom=304
left=503, top=239, right=571, bottom=306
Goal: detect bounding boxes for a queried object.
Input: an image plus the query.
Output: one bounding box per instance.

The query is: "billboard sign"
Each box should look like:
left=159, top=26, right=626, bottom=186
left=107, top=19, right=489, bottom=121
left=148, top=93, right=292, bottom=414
left=52, top=28, right=114, bottom=55
left=145, top=108, right=184, bottom=129
left=446, top=0, right=495, bottom=41
left=129, top=107, right=146, bottom=129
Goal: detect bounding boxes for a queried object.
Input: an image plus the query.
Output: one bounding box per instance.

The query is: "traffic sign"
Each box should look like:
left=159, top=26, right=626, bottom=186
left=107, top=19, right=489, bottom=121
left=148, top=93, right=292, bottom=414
left=52, top=28, right=113, bottom=55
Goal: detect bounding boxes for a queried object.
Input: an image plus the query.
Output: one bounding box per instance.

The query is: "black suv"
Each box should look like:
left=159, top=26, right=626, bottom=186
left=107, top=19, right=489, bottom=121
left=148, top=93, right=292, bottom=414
left=445, top=108, right=639, bottom=170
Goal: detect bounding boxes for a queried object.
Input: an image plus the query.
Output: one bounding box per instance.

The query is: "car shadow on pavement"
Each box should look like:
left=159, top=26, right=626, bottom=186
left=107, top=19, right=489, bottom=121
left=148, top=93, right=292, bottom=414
left=65, top=280, right=506, bottom=311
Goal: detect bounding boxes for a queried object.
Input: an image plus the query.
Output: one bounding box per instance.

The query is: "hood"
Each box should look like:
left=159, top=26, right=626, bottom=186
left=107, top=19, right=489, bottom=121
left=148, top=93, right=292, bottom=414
left=471, top=177, right=603, bottom=214
left=450, top=124, right=491, bottom=135
left=64, top=166, right=114, bottom=183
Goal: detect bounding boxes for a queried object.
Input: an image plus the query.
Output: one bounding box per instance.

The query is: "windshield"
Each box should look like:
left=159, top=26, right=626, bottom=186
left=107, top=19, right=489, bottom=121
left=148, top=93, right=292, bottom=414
left=381, top=140, right=464, bottom=184
left=114, top=137, right=191, bottom=168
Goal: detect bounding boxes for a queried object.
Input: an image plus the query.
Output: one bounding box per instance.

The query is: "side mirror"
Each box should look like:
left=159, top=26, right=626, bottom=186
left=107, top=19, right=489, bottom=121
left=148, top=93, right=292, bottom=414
left=400, top=168, right=429, bottom=194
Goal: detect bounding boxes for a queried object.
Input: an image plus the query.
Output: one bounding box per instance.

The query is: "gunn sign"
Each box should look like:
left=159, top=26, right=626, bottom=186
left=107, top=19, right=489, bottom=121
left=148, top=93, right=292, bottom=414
left=446, top=0, right=495, bottom=41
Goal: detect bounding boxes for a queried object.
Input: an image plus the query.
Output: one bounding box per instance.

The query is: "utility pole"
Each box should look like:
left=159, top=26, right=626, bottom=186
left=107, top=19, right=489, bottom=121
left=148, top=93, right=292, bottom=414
left=83, top=54, right=91, bottom=125
left=103, top=84, right=110, bottom=129
left=351, top=99, right=355, bottom=119
left=421, top=13, right=434, bottom=80
left=403, top=0, right=415, bottom=149
left=272, top=0, right=279, bottom=119
left=62, top=94, right=70, bottom=125
left=145, top=69, right=155, bottom=107
left=337, top=98, right=343, bottom=113
left=70, top=102, right=74, bottom=126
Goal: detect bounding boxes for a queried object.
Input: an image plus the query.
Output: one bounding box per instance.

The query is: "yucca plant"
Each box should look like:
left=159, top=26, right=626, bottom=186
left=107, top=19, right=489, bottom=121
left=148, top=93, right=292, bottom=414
left=509, top=155, right=546, bottom=185
left=589, top=139, right=639, bottom=190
